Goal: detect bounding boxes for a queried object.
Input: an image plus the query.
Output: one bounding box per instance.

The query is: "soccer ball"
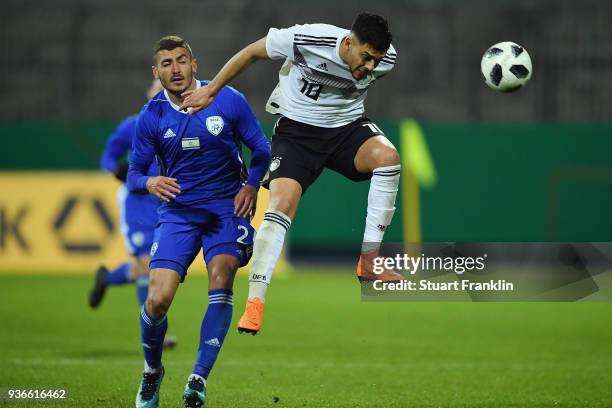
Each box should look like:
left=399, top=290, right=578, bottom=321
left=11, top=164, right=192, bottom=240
left=481, top=41, right=532, bottom=92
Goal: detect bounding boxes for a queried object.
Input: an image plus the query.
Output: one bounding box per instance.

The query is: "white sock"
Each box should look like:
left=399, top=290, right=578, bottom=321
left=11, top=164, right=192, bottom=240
left=188, top=373, right=206, bottom=387
left=362, top=165, right=400, bottom=254
left=248, top=210, right=291, bottom=302
left=144, top=360, right=162, bottom=374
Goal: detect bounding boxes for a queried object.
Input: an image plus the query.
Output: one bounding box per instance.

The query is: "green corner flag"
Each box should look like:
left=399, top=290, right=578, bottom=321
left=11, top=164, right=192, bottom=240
left=400, top=119, right=436, bottom=244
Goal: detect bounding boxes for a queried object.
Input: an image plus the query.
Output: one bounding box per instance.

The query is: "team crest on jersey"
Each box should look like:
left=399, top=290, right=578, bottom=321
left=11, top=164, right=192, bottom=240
left=270, top=156, right=282, bottom=172
left=206, top=116, right=224, bottom=136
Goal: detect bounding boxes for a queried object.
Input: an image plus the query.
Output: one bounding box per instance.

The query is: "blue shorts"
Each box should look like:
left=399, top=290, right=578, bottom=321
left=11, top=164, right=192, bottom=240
left=122, top=227, right=155, bottom=258
left=149, top=205, right=254, bottom=281
left=118, top=186, right=158, bottom=257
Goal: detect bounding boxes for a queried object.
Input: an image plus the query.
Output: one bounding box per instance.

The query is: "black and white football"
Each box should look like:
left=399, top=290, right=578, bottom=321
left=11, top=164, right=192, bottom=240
left=481, top=41, right=532, bottom=92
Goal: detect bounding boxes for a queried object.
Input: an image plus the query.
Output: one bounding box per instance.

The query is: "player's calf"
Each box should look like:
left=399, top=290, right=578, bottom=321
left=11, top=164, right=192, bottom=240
left=187, top=255, right=237, bottom=401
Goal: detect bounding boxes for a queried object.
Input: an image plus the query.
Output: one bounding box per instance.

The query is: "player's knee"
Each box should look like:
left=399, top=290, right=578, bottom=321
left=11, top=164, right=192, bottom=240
left=209, top=271, right=234, bottom=290
left=269, top=196, right=296, bottom=218
left=375, top=146, right=400, bottom=168
left=207, top=254, right=239, bottom=290
left=208, top=264, right=237, bottom=290
left=146, top=291, right=172, bottom=316
left=268, top=179, right=301, bottom=218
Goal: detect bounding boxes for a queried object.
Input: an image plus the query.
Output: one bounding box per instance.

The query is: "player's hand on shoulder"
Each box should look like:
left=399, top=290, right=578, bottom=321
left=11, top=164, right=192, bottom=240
left=146, top=176, right=181, bottom=202
left=180, top=85, right=215, bottom=115
left=234, top=184, right=258, bottom=217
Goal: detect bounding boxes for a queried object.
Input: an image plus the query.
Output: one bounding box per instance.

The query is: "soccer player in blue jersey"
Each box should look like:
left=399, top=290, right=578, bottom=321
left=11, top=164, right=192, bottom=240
left=127, top=36, right=271, bottom=408
left=89, top=79, right=177, bottom=350
left=89, top=79, right=163, bottom=311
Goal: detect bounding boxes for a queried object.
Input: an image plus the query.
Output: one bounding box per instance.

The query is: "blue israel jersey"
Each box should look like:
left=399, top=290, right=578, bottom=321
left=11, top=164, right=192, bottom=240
left=101, top=115, right=160, bottom=255
left=127, top=80, right=271, bottom=215
left=101, top=115, right=159, bottom=178
left=101, top=115, right=159, bottom=226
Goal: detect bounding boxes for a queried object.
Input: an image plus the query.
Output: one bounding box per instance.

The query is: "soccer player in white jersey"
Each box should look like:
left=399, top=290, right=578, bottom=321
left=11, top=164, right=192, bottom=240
left=181, top=13, right=403, bottom=334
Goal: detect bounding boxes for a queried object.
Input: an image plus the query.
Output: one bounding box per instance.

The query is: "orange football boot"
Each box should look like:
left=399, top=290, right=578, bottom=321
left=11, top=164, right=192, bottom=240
left=356, top=254, right=404, bottom=283
left=237, top=297, right=265, bottom=335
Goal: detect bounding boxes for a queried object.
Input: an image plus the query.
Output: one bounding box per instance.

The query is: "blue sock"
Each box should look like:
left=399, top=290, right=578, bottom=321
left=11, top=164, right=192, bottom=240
left=136, top=276, right=149, bottom=306
left=140, top=305, right=167, bottom=370
left=104, top=262, right=132, bottom=286
left=193, top=289, right=233, bottom=379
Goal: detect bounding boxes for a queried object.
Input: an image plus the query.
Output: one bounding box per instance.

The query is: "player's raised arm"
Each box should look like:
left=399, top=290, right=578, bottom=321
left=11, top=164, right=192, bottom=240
left=179, top=37, right=269, bottom=114
left=126, top=110, right=181, bottom=202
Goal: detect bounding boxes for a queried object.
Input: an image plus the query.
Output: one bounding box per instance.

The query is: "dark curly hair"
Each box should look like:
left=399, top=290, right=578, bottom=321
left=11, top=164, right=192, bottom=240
left=351, top=13, right=392, bottom=52
left=153, top=36, right=193, bottom=64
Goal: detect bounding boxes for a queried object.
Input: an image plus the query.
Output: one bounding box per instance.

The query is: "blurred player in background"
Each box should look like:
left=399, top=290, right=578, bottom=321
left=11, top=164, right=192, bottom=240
left=128, top=36, right=270, bottom=408
left=89, top=79, right=177, bottom=349
left=181, top=13, right=402, bottom=335
left=89, top=79, right=162, bottom=311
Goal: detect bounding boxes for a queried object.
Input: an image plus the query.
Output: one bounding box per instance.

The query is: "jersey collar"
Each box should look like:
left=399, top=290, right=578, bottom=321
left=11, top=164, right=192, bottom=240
left=164, top=79, right=202, bottom=114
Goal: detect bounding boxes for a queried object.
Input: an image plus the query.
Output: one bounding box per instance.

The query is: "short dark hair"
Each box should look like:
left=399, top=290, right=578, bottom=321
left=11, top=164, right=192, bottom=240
left=153, top=35, right=193, bottom=64
left=351, top=13, right=392, bottom=52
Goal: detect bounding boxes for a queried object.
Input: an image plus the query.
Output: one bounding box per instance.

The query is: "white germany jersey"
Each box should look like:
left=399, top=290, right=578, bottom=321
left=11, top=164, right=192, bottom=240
left=265, top=23, right=397, bottom=128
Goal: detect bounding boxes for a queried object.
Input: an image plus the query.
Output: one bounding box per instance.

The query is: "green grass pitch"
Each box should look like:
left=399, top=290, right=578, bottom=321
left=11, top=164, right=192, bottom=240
left=1, top=270, right=611, bottom=407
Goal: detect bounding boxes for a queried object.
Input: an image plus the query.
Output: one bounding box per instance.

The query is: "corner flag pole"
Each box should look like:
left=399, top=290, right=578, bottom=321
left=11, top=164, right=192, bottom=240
left=399, top=119, right=437, bottom=254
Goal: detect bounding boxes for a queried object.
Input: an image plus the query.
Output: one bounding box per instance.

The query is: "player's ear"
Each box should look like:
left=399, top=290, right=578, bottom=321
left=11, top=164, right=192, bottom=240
left=152, top=66, right=159, bottom=79
left=191, top=58, right=198, bottom=73
left=344, top=35, right=352, bottom=49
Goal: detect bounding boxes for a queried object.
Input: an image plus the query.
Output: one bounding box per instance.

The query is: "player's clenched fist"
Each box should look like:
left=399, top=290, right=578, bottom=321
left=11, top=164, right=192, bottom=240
left=146, top=176, right=181, bottom=202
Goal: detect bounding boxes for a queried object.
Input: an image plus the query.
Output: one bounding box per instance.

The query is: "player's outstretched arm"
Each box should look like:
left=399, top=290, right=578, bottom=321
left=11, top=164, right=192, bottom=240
left=180, top=37, right=269, bottom=114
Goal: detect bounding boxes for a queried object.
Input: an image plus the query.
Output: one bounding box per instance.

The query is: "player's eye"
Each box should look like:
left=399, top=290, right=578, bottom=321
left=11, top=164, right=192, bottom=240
left=363, top=54, right=375, bottom=64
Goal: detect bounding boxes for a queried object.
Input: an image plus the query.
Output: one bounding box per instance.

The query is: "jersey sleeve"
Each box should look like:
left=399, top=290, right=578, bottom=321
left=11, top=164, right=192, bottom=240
left=100, top=116, right=136, bottom=173
left=265, top=24, right=305, bottom=60
left=127, top=106, right=158, bottom=193
left=227, top=87, right=272, bottom=189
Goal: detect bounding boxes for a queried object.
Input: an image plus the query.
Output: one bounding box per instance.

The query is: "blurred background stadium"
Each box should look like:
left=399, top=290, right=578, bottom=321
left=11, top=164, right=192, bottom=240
left=2, top=0, right=612, bottom=270
left=1, top=1, right=611, bottom=407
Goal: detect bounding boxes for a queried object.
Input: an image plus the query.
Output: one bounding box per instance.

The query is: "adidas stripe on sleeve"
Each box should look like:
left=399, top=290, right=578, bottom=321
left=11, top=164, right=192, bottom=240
left=266, top=26, right=301, bottom=60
